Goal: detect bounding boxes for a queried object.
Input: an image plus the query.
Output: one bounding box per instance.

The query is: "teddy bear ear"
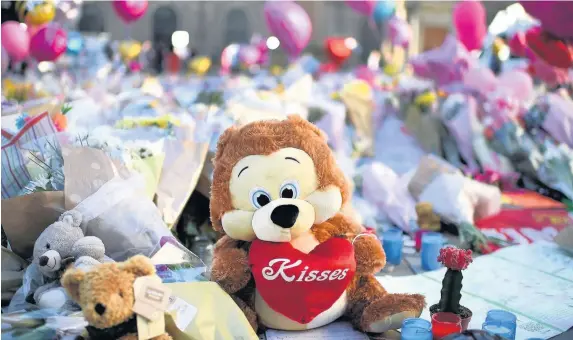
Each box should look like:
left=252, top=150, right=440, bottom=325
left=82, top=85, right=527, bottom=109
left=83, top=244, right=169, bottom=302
left=61, top=269, right=85, bottom=302
left=120, top=255, right=156, bottom=278
left=59, top=210, right=83, bottom=228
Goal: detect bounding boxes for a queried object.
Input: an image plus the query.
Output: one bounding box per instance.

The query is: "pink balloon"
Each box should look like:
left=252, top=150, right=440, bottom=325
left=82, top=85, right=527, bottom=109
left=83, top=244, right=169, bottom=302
left=1, top=21, right=30, bottom=62
left=387, top=16, right=411, bottom=48
left=355, top=65, right=376, bottom=86
left=463, top=66, right=498, bottom=95
left=221, top=44, right=240, bottom=72
left=508, top=32, right=526, bottom=57
left=29, top=24, right=68, bottom=62
left=453, top=0, right=486, bottom=51
left=497, top=70, right=534, bottom=102
left=112, top=0, right=148, bottom=23
left=344, top=0, right=377, bottom=16
left=520, top=1, right=573, bottom=40
left=264, top=1, right=312, bottom=59
left=238, top=45, right=261, bottom=67
left=2, top=47, right=9, bottom=72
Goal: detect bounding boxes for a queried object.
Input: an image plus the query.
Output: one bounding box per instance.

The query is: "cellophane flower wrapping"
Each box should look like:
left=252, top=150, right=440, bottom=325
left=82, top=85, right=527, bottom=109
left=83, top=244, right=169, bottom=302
left=524, top=93, right=573, bottom=148
left=537, top=142, right=573, bottom=199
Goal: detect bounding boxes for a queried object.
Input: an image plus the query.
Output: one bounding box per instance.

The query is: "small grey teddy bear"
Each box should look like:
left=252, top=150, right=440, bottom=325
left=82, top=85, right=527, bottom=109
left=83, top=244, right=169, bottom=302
left=31, top=210, right=107, bottom=309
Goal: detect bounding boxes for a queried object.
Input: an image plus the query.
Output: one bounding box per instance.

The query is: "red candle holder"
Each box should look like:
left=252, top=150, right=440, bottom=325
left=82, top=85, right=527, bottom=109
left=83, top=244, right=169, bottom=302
left=431, top=312, right=462, bottom=339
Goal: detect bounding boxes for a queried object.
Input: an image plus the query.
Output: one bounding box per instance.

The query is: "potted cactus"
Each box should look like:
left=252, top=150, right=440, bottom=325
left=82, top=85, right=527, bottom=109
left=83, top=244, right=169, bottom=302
left=430, top=246, right=474, bottom=331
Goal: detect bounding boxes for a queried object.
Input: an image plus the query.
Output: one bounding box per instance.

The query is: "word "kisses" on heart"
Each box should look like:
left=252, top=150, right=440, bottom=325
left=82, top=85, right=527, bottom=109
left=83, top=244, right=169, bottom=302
left=262, top=258, right=350, bottom=282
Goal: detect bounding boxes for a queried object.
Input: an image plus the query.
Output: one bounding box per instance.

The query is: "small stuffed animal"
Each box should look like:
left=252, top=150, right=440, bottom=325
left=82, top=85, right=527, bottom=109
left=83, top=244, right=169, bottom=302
left=209, top=116, right=425, bottom=333
left=62, top=255, right=172, bottom=340
left=31, top=210, right=106, bottom=309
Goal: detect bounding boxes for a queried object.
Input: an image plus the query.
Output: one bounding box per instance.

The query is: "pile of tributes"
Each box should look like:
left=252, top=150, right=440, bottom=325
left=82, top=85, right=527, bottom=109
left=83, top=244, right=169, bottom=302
left=1, top=1, right=573, bottom=339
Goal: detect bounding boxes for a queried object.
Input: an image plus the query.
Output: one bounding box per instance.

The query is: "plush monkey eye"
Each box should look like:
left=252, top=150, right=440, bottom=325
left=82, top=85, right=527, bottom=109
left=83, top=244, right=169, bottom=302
left=250, top=188, right=271, bottom=209
left=280, top=181, right=299, bottom=199
left=46, top=243, right=50, bottom=249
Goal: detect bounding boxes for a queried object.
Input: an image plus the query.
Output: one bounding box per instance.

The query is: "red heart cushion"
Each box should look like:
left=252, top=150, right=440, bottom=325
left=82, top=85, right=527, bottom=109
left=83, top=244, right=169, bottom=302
left=526, top=27, right=573, bottom=69
left=249, top=238, right=356, bottom=324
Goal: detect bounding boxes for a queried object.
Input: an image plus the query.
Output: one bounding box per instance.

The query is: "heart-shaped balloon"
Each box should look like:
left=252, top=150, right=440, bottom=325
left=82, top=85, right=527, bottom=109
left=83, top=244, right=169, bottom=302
left=29, top=23, right=67, bottom=62
left=249, top=238, right=356, bottom=324
left=325, top=37, right=352, bottom=66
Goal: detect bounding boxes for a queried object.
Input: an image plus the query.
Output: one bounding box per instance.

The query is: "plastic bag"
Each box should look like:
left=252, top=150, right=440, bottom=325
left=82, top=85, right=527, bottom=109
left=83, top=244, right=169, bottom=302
left=71, top=174, right=172, bottom=261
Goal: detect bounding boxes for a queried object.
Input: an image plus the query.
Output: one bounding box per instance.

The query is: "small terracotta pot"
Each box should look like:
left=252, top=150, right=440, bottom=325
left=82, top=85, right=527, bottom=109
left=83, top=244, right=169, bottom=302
left=429, top=304, right=473, bottom=331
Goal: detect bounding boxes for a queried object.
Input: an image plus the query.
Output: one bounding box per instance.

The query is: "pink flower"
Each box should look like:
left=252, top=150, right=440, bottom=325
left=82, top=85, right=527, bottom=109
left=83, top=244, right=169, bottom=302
left=437, top=247, right=473, bottom=271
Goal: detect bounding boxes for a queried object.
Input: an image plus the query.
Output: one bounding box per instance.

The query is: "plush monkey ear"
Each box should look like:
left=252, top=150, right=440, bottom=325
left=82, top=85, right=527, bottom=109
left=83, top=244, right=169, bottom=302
left=61, top=269, right=86, bottom=302
left=120, top=255, right=156, bottom=278
left=286, top=114, right=327, bottom=140
left=213, top=126, right=238, bottom=163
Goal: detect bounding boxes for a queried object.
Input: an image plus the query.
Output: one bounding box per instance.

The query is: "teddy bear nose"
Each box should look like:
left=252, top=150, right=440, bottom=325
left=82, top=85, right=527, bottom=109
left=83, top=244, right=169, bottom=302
left=39, top=256, right=49, bottom=266
left=271, top=204, right=299, bottom=228
left=95, top=303, right=106, bottom=315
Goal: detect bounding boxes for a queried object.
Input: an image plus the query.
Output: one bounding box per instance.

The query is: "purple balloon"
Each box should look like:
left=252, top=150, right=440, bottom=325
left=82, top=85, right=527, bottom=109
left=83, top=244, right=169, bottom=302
left=344, top=0, right=377, bottom=16
left=520, top=1, right=573, bottom=40
left=264, top=1, right=312, bottom=59
left=2, top=47, right=9, bottom=72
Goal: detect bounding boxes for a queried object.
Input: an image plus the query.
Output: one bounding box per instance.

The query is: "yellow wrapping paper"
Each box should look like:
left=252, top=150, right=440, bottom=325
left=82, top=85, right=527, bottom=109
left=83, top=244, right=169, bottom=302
left=129, top=154, right=166, bottom=200
left=164, top=282, right=258, bottom=340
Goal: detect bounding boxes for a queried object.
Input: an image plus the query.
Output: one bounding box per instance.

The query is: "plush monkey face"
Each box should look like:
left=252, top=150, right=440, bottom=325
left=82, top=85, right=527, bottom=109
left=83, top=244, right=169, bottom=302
left=210, top=115, right=349, bottom=242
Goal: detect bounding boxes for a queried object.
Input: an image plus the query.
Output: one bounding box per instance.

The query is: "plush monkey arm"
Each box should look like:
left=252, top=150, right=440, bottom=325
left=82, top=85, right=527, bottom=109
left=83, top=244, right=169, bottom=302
left=210, top=235, right=252, bottom=294
left=312, top=213, right=386, bottom=275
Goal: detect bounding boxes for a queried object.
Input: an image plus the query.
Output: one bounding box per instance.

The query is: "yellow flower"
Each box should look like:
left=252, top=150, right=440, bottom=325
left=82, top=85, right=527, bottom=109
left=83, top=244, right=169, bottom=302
left=414, top=91, right=437, bottom=106
left=384, top=63, right=401, bottom=76
left=270, top=65, right=283, bottom=76
left=119, top=41, right=142, bottom=61
left=189, top=57, right=212, bottom=76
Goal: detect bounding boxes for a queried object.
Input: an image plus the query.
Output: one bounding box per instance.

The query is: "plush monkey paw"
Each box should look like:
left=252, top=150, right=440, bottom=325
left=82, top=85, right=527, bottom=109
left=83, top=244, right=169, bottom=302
left=359, top=293, right=425, bottom=333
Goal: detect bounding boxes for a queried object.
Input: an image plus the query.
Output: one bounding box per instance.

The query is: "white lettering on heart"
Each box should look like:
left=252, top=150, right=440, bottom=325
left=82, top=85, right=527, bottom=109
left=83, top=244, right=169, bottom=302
left=262, top=258, right=303, bottom=282
left=261, top=259, right=350, bottom=282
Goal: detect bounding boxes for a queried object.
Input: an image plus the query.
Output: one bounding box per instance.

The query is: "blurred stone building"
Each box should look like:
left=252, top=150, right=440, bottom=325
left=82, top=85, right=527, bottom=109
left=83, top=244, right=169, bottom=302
left=78, top=1, right=512, bottom=63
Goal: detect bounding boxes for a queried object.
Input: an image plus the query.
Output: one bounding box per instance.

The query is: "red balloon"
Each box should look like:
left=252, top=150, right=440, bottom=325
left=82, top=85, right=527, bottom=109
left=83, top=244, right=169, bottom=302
left=325, top=37, right=352, bottom=66
left=525, top=26, right=573, bottom=69
left=452, top=0, right=486, bottom=51
left=29, top=24, right=67, bottom=62
left=508, top=32, right=527, bottom=57
left=112, top=0, right=148, bottom=23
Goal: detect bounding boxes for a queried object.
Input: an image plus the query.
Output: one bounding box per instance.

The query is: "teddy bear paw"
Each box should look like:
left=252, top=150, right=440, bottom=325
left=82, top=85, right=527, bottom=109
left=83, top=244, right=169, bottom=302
left=37, top=287, right=69, bottom=309
left=359, top=294, right=425, bottom=333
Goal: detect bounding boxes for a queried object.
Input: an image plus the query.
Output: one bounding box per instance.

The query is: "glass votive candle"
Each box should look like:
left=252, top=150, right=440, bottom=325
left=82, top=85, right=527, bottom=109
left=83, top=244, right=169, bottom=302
left=401, top=318, right=432, bottom=340
left=483, top=321, right=514, bottom=339
left=431, top=312, right=462, bottom=339
left=421, top=232, right=444, bottom=271
left=382, top=229, right=403, bottom=266
left=486, top=309, right=517, bottom=340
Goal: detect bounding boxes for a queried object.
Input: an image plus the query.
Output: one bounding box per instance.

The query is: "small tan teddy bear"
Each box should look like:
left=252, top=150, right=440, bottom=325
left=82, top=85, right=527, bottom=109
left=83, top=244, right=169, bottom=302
left=62, top=255, right=172, bottom=340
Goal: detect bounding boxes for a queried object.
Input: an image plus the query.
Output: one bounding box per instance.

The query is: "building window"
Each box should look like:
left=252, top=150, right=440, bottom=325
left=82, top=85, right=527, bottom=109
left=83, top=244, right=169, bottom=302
left=78, top=3, right=104, bottom=33
left=153, top=6, right=177, bottom=47
left=225, top=8, right=250, bottom=45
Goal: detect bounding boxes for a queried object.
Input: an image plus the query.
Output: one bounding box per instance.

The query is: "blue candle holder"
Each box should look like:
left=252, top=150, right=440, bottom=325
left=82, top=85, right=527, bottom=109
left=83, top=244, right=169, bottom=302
left=485, top=309, right=517, bottom=340
left=401, top=318, right=432, bottom=340
left=483, top=321, right=514, bottom=339
left=420, top=232, right=444, bottom=271
left=382, top=229, right=403, bottom=266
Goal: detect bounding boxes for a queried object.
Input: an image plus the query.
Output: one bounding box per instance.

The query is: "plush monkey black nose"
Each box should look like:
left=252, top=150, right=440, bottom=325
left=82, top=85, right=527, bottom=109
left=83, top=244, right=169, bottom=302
left=270, top=204, right=299, bottom=228
left=95, top=303, right=106, bottom=315
left=39, top=256, right=49, bottom=266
